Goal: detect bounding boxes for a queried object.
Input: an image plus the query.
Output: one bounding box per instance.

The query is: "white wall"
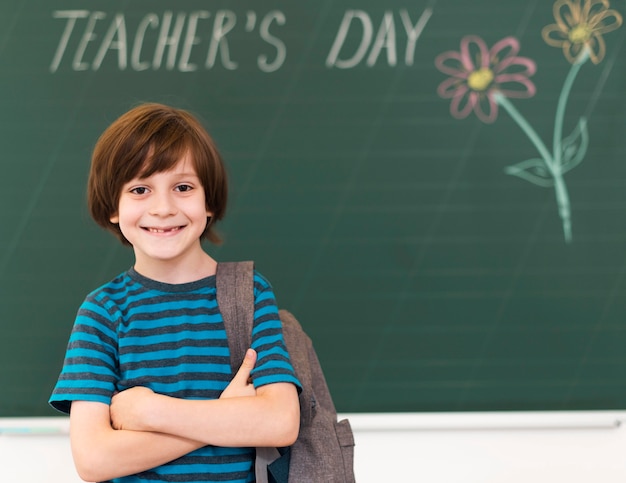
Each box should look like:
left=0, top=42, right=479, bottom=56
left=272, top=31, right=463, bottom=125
left=2, top=412, right=626, bottom=482
left=346, top=411, right=626, bottom=483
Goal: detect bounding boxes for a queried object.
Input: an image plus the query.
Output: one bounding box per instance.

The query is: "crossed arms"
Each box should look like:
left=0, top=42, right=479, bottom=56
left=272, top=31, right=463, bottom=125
left=70, top=349, right=300, bottom=482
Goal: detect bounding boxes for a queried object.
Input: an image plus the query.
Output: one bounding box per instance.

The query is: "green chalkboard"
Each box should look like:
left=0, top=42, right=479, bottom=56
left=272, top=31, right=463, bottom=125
left=1, top=0, right=626, bottom=416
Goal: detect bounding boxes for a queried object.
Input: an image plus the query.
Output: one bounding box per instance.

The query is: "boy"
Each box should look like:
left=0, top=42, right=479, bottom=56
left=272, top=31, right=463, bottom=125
left=49, top=103, right=301, bottom=483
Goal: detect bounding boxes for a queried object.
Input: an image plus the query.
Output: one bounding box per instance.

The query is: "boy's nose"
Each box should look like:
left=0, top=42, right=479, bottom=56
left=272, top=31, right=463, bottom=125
left=148, top=192, right=177, bottom=216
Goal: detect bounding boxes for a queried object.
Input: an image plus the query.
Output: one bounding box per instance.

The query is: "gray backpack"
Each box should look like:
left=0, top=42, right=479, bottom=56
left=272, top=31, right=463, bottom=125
left=216, top=261, right=356, bottom=483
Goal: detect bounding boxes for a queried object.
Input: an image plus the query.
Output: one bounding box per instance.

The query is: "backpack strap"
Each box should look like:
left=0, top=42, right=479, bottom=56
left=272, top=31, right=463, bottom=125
left=215, top=261, right=281, bottom=483
left=215, top=261, right=254, bottom=376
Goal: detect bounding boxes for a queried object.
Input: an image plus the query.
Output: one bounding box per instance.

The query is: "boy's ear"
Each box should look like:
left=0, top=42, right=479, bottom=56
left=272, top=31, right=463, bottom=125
left=110, top=213, right=119, bottom=224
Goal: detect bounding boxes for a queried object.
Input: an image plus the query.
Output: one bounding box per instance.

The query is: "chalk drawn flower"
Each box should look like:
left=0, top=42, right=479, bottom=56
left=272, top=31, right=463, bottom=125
left=542, top=0, right=623, bottom=64
left=435, top=36, right=536, bottom=123
left=434, top=1, right=622, bottom=243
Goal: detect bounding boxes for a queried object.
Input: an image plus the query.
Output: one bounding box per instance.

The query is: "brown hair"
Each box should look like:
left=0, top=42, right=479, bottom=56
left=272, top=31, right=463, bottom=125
left=87, top=103, right=228, bottom=244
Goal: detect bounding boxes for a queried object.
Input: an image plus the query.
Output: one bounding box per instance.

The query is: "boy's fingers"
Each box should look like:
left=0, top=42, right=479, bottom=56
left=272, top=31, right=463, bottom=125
left=234, top=349, right=257, bottom=382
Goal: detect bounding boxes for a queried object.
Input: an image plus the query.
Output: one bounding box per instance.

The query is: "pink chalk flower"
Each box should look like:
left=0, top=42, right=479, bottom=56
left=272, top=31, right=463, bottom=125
left=435, top=36, right=537, bottom=123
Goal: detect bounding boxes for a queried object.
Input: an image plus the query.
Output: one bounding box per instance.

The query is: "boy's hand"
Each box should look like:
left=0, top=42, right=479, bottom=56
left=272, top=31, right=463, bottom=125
left=110, top=386, right=155, bottom=431
left=109, top=349, right=257, bottom=431
left=220, top=348, right=257, bottom=399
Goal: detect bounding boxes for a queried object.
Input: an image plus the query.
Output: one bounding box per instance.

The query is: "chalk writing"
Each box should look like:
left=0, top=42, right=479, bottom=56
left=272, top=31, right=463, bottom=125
left=50, top=10, right=287, bottom=73
left=326, top=8, right=433, bottom=68
left=50, top=8, right=435, bottom=73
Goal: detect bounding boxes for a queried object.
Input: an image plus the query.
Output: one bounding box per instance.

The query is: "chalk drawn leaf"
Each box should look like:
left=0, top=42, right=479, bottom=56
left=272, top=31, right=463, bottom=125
left=560, top=117, right=589, bottom=173
left=504, top=159, right=554, bottom=187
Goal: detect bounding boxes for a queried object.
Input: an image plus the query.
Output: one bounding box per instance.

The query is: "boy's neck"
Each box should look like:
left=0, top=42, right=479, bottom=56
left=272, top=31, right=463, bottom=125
left=133, top=250, right=217, bottom=284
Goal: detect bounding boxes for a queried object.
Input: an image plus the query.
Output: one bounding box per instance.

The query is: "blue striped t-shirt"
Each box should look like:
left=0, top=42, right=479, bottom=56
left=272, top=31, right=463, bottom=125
left=49, top=267, right=300, bottom=483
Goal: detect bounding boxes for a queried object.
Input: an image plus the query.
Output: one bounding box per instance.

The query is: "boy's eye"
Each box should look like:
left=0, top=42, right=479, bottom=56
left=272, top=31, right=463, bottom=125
left=176, top=184, right=193, bottom=192
left=130, top=187, right=148, bottom=195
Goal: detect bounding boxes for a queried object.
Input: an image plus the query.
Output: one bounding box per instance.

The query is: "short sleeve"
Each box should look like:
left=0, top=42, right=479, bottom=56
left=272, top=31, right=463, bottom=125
left=249, top=272, right=301, bottom=391
left=49, top=292, right=120, bottom=414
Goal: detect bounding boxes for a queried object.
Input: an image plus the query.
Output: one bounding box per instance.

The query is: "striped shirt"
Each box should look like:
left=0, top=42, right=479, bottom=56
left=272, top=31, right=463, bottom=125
left=50, top=267, right=300, bottom=483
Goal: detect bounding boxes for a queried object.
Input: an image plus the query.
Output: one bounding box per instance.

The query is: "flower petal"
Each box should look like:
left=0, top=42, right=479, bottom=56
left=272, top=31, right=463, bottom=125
left=450, top=88, right=475, bottom=120
left=584, top=0, right=611, bottom=23
left=586, top=32, right=607, bottom=64
left=553, top=0, right=578, bottom=31
left=542, top=24, right=569, bottom=47
left=496, top=76, right=537, bottom=98
left=588, top=9, right=623, bottom=34
left=489, top=37, right=521, bottom=65
left=474, top=92, right=498, bottom=123
left=437, top=76, right=467, bottom=98
left=460, top=35, right=490, bottom=70
left=494, top=56, right=536, bottom=77
left=563, top=40, right=585, bottom=63
left=435, top=51, right=468, bottom=78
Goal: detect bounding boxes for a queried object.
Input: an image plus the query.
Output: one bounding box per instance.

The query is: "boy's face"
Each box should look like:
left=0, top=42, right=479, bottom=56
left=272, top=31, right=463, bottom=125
left=110, top=152, right=212, bottom=273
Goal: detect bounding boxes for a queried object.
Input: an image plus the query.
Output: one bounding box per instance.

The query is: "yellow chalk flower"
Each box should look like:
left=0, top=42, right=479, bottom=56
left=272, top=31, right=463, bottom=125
left=542, top=0, right=622, bottom=64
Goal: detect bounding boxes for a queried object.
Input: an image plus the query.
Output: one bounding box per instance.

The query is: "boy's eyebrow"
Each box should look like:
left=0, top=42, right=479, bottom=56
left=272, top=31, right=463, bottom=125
left=157, top=170, right=200, bottom=177
left=136, top=172, right=200, bottom=181
left=174, top=172, right=201, bottom=179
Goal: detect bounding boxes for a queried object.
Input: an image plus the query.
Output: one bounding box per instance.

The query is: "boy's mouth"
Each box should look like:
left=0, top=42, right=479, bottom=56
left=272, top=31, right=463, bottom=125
left=143, top=226, right=184, bottom=234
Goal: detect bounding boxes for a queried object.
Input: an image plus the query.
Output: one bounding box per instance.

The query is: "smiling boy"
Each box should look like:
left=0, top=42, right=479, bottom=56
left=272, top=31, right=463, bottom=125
left=49, top=103, right=300, bottom=483
left=110, top=151, right=214, bottom=283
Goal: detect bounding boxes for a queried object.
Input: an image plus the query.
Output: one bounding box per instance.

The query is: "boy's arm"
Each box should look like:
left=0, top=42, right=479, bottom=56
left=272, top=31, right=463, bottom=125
left=70, top=400, right=205, bottom=483
left=111, top=348, right=300, bottom=448
left=70, top=348, right=267, bottom=483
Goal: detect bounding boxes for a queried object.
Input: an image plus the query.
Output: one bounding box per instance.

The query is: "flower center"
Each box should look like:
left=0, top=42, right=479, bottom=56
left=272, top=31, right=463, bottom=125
left=568, top=24, right=592, bottom=44
left=467, top=67, right=494, bottom=91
